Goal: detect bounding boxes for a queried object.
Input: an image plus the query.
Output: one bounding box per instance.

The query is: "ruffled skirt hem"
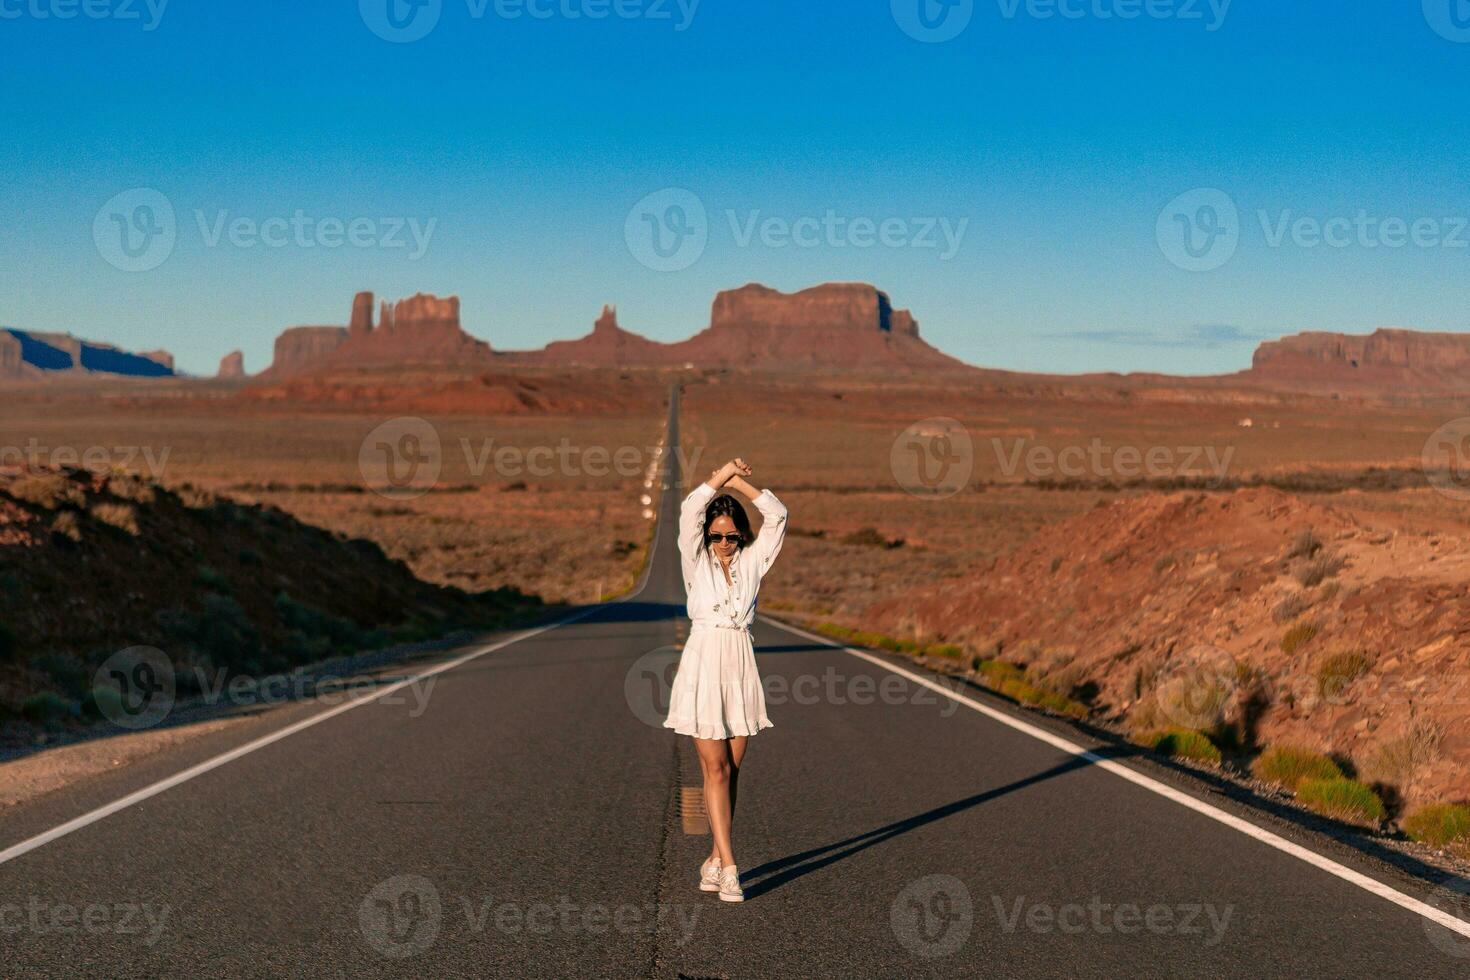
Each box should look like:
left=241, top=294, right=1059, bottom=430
left=662, top=627, right=770, bottom=740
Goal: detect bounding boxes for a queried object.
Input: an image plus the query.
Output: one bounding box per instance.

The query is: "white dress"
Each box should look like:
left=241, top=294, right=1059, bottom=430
left=663, top=481, right=788, bottom=739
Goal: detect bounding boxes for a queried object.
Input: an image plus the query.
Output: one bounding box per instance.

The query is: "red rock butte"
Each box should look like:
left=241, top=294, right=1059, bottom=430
left=269, top=291, right=492, bottom=374
left=519, top=282, right=969, bottom=373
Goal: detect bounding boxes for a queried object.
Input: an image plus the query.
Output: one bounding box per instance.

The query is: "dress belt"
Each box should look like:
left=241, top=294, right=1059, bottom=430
left=688, top=619, right=751, bottom=634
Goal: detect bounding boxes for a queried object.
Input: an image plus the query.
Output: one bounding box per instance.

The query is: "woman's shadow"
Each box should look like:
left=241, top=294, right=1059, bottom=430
left=738, top=751, right=1107, bottom=900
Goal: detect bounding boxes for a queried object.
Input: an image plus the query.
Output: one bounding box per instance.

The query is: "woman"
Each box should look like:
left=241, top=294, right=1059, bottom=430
left=664, top=456, right=788, bottom=904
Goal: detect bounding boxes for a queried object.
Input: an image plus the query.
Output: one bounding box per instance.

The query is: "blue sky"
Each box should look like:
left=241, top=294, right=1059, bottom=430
left=2, top=1, right=1468, bottom=376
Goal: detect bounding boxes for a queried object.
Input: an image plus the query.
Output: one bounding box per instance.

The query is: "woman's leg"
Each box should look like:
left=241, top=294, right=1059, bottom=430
left=695, top=736, right=737, bottom=867
left=707, top=736, right=748, bottom=864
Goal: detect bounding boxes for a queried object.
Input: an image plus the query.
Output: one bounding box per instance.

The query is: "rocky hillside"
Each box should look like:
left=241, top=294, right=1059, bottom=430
left=864, top=487, right=1470, bottom=812
left=0, top=466, right=549, bottom=741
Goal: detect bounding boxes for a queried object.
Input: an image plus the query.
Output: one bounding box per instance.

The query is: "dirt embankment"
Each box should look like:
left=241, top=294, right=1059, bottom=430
left=0, top=465, right=549, bottom=747
left=865, top=487, right=1470, bottom=811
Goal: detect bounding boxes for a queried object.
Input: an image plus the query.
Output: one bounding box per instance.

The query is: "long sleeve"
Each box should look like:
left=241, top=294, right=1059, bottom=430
left=749, top=488, right=788, bottom=578
left=678, top=481, right=717, bottom=572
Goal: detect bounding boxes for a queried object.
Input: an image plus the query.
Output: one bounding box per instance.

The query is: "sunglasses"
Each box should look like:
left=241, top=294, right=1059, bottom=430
left=706, top=532, right=742, bottom=544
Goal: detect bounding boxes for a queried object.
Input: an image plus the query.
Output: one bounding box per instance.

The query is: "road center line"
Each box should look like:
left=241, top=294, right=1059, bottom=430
left=759, top=614, right=1470, bottom=941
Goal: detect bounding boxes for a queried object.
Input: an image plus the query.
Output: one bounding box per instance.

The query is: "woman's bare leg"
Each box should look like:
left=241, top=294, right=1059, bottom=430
left=707, top=736, right=748, bottom=863
left=695, top=736, right=737, bottom=867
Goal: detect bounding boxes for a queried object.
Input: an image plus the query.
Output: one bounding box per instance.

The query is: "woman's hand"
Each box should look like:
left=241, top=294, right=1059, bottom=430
left=710, top=458, right=752, bottom=486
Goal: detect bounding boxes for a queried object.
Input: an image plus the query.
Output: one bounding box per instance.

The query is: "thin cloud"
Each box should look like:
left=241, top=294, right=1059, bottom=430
left=1042, top=324, right=1267, bottom=350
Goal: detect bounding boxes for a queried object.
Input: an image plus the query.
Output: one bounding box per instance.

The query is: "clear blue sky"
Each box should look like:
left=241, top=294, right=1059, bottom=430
left=3, top=1, right=1468, bottom=376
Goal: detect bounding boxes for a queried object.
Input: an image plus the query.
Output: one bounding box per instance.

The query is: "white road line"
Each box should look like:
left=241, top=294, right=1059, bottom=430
left=0, top=607, right=601, bottom=868
left=760, top=614, right=1470, bottom=941
left=0, top=413, right=680, bottom=869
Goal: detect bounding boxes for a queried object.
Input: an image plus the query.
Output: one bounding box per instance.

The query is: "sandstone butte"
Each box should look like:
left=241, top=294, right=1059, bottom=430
left=265, top=282, right=972, bottom=377
left=218, top=350, right=246, bottom=379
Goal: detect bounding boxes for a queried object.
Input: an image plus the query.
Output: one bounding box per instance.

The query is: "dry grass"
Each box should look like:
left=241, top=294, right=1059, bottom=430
left=1356, top=719, right=1444, bottom=787
left=1296, top=777, right=1386, bottom=827
left=6, top=473, right=84, bottom=510
left=1250, top=745, right=1344, bottom=792
left=89, top=501, right=140, bottom=536
left=1402, top=803, right=1470, bottom=854
left=1280, top=621, right=1320, bottom=656
left=1314, top=650, right=1373, bottom=702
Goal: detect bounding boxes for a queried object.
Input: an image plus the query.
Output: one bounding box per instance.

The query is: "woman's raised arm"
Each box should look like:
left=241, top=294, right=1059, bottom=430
left=724, top=474, right=787, bottom=576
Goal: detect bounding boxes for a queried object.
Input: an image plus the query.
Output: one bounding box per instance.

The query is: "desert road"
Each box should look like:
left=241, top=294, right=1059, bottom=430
left=2, top=388, right=1469, bottom=978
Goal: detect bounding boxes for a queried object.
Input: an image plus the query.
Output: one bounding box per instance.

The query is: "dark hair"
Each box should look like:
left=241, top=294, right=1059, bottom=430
left=702, top=493, right=753, bottom=555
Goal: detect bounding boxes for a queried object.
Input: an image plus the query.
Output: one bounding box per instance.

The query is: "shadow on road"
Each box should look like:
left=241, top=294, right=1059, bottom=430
left=740, top=748, right=1139, bottom=899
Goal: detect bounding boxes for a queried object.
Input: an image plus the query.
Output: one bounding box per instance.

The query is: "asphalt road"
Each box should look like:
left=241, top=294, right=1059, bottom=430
left=2, top=386, right=1469, bottom=978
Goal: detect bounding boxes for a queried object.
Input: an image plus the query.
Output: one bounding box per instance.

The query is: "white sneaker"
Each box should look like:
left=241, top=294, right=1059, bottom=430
left=699, top=856, right=722, bottom=892
left=718, top=864, right=744, bottom=903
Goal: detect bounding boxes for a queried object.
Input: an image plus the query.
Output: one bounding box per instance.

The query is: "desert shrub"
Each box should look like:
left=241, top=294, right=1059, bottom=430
left=977, top=659, right=1026, bottom=689
left=1295, top=553, right=1345, bottom=588
left=159, top=595, right=262, bottom=673
left=1280, top=622, right=1319, bottom=656
left=1357, top=719, right=1443, bottom=786
left=90, top=501, right=140, bottom=535
left=195, top=564, right=233, bottom=594
left=0, top=569, right=21, bottom=599
left=21, top=690, right=74, bottom=726
left=1296, top=777, right=1385, bottom=826
left=1286, top=528, right=1322, bottom=560
left=1272, top=592, right=1313, bottom=624
left=275, top=593, right=370, bottom=655
left=6, top=473, right=85, bottom=510
left=923, top=643, right=965, bottom=661
left=1315, top=650, right=1372, bottom=702
left=238, top=547, right=264, bottom=567
left=106, top=475, right=156, bottom=504
left=1250, top=745, right=1344, bottom=791
left=32, top=651, right=88, bottom=698
left=1149, top=728, right=1223, bottom=765
left=0, top=621, right=16, bottom=663
left=840, top=527, right=903, bottom=549
left=50, top=511, right=82, bottom=543
left=1401, top=803, right=1470, bottom=851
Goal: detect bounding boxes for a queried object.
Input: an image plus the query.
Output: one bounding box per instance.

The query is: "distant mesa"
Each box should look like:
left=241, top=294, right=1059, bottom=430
left=267, top=290, right=492, bottom=375
left=0, top=328, right=175, bottom=380
left=141, top=350, right=175, bottom=372
left=1245, top=328, right=1470, bottom=392
left=218, top=350, right=246, bottom=379
left=522, top=282, right=966, bottom=373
